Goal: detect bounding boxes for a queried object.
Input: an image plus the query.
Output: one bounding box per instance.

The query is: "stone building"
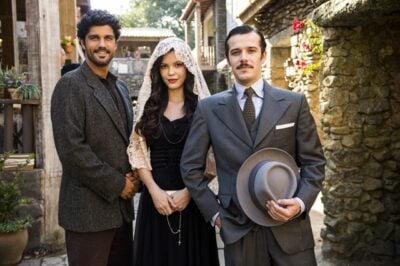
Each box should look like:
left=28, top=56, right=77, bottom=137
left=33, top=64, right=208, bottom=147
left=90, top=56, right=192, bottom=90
left=180, top=0, right=229, bottom=93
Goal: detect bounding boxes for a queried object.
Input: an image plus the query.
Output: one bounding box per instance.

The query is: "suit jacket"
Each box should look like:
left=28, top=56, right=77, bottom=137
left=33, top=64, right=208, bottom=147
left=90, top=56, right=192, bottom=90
left=51, top=63, right=134, bottom=232
left=181, top=81, right=325, bottom=254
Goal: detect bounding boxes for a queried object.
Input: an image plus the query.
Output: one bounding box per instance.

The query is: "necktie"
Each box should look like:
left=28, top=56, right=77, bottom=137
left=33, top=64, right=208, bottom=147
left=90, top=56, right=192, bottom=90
left=243, top=87, right=255, bottom=130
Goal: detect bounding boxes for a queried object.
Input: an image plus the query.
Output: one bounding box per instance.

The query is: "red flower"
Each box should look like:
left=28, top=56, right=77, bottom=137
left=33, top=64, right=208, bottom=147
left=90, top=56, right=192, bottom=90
left=302, top=42, right=310, bottom=51
left=292, top=19, right=305, bottom=31
left=294, top=59, right=307, bottom=69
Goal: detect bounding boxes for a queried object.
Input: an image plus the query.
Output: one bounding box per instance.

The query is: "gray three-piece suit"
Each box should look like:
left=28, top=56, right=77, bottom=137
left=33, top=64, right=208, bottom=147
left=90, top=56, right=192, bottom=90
left=181, top=81, right=325, bottom=265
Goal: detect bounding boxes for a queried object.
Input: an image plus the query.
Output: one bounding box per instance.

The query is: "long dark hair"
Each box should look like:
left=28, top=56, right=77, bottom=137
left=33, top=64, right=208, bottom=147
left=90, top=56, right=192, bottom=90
left=135, top=50, right=197, bottom=142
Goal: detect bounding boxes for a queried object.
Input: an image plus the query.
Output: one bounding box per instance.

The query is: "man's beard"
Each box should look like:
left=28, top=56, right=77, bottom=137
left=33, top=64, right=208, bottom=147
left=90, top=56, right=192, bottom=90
left=86, top=48, right=113, bottom=67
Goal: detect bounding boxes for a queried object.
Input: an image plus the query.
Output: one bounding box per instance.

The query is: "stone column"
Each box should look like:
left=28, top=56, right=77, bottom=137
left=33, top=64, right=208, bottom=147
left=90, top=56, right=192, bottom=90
left=214, top=0, right=226, bottom=64
left=26, top=0, right=64, bottom=248
left=319, top=23, right=400, bottom=265
left=194, top=2, right=202, bottom=64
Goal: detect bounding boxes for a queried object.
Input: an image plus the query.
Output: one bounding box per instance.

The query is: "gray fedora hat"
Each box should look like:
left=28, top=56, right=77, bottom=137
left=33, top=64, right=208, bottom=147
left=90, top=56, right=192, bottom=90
left=236, top=148, right=299, bottom=227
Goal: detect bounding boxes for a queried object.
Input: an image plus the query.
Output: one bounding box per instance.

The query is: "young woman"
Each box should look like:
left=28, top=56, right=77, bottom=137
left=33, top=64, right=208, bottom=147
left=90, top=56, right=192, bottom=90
left=127, top=37, right=219, bottom=266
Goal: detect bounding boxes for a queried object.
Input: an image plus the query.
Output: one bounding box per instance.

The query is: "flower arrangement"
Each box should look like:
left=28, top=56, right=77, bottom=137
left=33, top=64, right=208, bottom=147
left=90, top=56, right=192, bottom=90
left=0, top=66, right=41, bottom=100
left=61, top=35, right=76, bottom=54
left=17, top=81, right=41, bottom=100
left=287, top=18, right=322, bottom=76
left=0, top=67, right=25, bottom=89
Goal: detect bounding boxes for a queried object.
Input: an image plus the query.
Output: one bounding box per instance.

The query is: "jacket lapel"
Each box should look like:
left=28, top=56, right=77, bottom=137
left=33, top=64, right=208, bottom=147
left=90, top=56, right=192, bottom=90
left=213, top=89, right=253, bottom=148
left=254, top=81, right=291, bottom=147
left=82, top=64, right=129, bottom=143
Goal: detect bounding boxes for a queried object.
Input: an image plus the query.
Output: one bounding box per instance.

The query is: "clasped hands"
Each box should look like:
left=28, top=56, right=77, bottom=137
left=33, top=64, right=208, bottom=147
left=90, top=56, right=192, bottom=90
left=120, top=171, right=141, bottom=200
left=150, top=187, right=190, bottom=216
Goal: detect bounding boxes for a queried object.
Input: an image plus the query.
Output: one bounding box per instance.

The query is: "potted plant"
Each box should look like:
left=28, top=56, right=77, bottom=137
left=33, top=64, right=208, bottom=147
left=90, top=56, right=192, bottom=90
left=0, top=153, right=33, bottom=266
left=0, top=67, right=41, bottom=100
left=17, top=81, right=41, bottom=100
left=0, top=67, right=25, bottom=99
left=61, top=35, right=76, bottom=54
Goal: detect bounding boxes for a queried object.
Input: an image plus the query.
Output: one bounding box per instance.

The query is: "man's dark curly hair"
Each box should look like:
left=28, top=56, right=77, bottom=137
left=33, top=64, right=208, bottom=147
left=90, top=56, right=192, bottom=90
left=77, top=9, right=121, bottom=40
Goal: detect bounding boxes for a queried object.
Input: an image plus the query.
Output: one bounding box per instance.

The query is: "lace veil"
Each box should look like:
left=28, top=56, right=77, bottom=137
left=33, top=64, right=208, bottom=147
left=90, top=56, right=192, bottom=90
left=128, top=37, right=211, bottom=170
left=135, top=37, right=210, bottom=123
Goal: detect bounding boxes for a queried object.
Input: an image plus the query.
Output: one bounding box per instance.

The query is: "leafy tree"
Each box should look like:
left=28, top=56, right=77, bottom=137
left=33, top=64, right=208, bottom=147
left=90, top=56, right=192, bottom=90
left=119, top=0, right=187, bottom=39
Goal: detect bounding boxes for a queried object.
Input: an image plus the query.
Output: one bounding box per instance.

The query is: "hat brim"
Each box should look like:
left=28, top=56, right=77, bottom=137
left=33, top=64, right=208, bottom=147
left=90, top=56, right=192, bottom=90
left=236, top=148, right=299, bottom=227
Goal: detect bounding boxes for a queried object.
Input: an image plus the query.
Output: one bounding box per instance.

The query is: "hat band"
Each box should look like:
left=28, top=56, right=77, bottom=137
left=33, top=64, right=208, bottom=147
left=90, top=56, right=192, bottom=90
left=248, top=161, right=268, bottom=212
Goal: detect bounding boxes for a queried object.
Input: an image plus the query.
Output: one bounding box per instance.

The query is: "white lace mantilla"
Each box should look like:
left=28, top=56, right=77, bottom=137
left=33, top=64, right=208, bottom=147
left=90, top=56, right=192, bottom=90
left=127, top=37, right=211, bottom=171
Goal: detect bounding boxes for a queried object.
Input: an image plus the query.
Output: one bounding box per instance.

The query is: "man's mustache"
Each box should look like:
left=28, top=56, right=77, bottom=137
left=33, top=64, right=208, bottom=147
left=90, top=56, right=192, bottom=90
left=94, top=47, right=110, bottom=53
left=237, top=63, right=253, bottom=69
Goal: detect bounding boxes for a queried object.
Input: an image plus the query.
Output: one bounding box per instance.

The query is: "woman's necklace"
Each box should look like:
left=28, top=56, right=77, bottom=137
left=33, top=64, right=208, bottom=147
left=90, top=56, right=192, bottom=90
left=166, top=211, right=182, bottom=246
left=160, top=121, right=189, bottom=145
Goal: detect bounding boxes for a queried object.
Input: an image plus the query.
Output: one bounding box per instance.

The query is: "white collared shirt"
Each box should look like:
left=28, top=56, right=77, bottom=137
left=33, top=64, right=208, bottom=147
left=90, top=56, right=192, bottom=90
left=235, top=78, right=264, bottom=118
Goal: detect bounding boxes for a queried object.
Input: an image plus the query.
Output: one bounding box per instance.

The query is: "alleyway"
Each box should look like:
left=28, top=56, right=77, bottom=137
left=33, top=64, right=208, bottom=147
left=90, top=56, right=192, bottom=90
left=19, top=194, right=327, bottom=266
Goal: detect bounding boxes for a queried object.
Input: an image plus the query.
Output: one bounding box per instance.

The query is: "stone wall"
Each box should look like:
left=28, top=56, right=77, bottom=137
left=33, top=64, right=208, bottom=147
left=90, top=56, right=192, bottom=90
left=109, top=58, right=149, bottom=99
left=254, top=0, right=314, bottom=38
left=320, top=22, right=400, bottom=264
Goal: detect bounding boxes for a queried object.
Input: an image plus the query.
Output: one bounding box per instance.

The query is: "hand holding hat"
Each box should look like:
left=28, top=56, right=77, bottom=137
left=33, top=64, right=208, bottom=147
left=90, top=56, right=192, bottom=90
left=236, top=148, right=300, bottom=226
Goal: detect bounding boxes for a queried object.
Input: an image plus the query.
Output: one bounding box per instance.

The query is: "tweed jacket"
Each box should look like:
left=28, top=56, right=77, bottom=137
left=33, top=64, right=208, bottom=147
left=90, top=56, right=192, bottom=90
left=181, top=81, right=325, bottom=253
left=51, top=63, right=134, bottom=232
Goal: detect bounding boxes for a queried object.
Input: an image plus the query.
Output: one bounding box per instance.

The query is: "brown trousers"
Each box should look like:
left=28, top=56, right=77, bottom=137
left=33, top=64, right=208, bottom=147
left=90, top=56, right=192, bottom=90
left=65, top=222, right=133, bottom=266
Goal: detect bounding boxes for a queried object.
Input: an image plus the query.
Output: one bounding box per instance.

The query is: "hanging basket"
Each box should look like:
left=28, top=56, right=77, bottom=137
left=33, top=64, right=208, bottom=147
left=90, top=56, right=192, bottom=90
left=63, top=43, right=74, bottom=54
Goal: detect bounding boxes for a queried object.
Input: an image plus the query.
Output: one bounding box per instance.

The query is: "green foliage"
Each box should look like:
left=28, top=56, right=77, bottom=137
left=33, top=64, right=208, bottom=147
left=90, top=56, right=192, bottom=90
left=288, top=19, right=322, bottom=77
left=0, top=64, right=41, bottom=99
left=0, top=153, right=33, bottom=233
left=0, top=66, right=26, bottom=89
left=302, top=20, right=322, bottom=75
left=17, top=82, right=41, bottom=100
left=119, top=0, right=187, bottom=39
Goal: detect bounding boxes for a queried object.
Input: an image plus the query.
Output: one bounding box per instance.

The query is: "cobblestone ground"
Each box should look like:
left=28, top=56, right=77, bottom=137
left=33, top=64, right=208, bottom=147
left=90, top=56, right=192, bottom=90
left=19, top=194, right=327, bottom=266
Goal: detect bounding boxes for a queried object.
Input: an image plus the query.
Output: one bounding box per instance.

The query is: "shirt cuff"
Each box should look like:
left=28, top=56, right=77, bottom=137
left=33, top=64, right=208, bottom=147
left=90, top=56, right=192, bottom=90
left=295, top=197, right=305, bottom=215
left=211, top=212, right=219, bottom=227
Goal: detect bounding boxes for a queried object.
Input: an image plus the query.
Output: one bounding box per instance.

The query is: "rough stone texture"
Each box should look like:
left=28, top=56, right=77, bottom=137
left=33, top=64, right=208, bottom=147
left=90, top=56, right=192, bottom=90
left=312, top=0, right=400, bottom=27
left=109, top=58, right=148, bottom=99
left=255, top=0, right=314, bottom=39
left=255, top=0, right=400, bottom=264
left=320, top=19, right=400, bottom=265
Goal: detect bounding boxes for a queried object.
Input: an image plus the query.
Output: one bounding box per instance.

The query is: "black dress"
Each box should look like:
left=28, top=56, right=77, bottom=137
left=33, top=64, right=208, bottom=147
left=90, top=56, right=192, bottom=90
left=133, top=115, right=219, bottom=266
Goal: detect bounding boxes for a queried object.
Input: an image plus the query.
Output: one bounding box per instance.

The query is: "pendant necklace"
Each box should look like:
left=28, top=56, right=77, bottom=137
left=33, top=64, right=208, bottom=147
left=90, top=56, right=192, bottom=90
left=166, top=211, right=182, bottom=246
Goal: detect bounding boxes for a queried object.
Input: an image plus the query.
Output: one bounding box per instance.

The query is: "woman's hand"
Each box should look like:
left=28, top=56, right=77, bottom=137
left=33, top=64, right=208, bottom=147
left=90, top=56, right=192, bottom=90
left=171, top=188, right=191, bottom=212
left=149, top=186, right=176, bottom=216
left=137, top=168, right=176, bottom=216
